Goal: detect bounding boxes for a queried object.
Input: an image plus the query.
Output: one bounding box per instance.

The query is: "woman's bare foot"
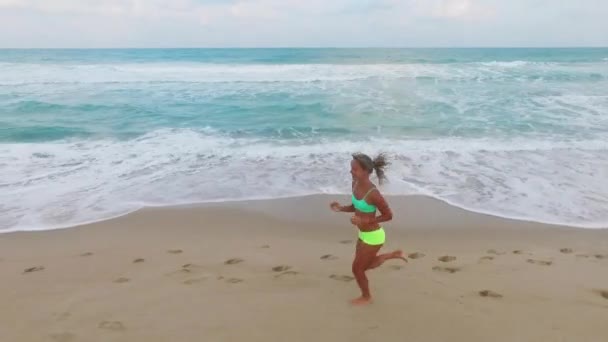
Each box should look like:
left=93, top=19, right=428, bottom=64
left=392, top=250, right=408, bottom=263
left=350, top=296, right=373, bottom=306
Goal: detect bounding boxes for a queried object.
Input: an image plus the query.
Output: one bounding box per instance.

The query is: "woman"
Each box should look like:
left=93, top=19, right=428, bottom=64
left=330, top=153, right=406, bottom=305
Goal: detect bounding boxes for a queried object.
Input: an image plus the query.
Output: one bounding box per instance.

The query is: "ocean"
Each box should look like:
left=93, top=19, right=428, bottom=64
left=1, top=48, right=607, bottom=232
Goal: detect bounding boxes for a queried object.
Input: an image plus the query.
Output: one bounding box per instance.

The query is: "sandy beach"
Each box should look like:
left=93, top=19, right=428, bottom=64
left=1, top=195, right=607, bottom=342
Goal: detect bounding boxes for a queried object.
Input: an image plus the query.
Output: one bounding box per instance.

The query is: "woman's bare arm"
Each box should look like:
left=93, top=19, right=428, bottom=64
left=366, top=191, right=392, bottom=224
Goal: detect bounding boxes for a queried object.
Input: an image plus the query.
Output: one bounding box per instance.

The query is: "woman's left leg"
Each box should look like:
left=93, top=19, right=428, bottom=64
left=367, top=250, right=407, bottom=270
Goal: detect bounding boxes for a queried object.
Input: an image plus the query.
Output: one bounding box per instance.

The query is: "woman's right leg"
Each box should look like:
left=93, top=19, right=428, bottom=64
left=351, top=240, right=382, bottom=305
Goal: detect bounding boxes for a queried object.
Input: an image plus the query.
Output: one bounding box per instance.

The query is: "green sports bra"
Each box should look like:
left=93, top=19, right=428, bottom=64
left=351, top=187, right=377, bottom=213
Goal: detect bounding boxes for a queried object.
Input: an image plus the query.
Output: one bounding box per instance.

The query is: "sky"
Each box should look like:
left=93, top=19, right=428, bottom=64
left=0, top=0, right=607, bottom=48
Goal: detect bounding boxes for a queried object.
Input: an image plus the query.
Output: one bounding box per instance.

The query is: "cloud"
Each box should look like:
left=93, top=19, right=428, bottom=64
left=433, top=0, right=475, bottom=18
left=1, top=0, right=126, bottom=15
left=0, top=0, right=606, bottom=47
left=0, top=0, right=233, bottom=17
left=382, top=0, right=493, bottom=20
left=0, top=0, right=22, bottom=6
left=437, top=0, right=472, bottom=17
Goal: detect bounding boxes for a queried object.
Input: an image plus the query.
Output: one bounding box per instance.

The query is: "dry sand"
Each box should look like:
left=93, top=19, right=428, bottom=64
left=1, top=195, right=607, bottom=342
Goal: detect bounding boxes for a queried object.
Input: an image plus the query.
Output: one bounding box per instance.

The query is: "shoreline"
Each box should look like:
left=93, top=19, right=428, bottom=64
left=3, top=193, right=607, bottom=234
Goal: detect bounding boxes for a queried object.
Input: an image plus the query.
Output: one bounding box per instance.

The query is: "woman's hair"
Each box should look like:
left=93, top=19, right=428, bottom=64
left=352, top=152, right=389, bottom=184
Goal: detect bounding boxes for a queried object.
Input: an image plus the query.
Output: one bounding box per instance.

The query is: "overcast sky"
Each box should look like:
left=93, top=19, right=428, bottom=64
left=1, top=0, right=607, bottom=48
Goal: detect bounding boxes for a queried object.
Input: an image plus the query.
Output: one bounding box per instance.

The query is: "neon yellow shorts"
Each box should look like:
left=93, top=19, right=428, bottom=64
left=358, top=227, right=385, bottom=246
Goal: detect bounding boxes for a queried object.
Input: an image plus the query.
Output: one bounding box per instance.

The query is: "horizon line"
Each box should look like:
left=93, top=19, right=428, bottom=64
left=1, top=46, right=608, bottom=50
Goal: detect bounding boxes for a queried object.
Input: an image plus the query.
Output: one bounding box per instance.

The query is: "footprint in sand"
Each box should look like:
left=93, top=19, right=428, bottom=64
left=224, top=258, right=244, bottom=265
left=172, top=268, right=192, bottom=275
left=113, top=277, right=130, bottom=284
left=389, top=265, right=403, bottom=270
left=23, top=266, right=45, bottom=274
left=320, top=254, right=338, bottom=260
left=594, top=290, right=608, bottom=300
left=527, top=259, right=553, bottom=266
left=260, top=245, right=270, bottom=249
left=133, top=258, right=145, bottom=263
left=576, top=254, right=590, bottom=258
left=182, top=263, right=204, bottom=272
left=438, top=256, right=456, bottom=263
left=166, top=263, right=202, bottom=276
left=432, top=266, right=460, bottom=274
left=272, top=265, right=291, bottom=272
left=408, top=252, right=425, bottom=259
left=50, top=332, right=75, bottom=342
left=339, top=240, right=353, bottom=244
left=225, top=278, right=244, bottom=284
left=487, top=249, right=505, bottom=255
left=52, top=312, right=71, bottom=322
left=513, top=250, right=524, bottom=255
left=594, top=254, right=607, bottom=260
left=479, top=290, right=503, bottom=298
left=330, top=274, right=354, bottom=282
left=275, top=271, right=299, bottom=278
left=560, top=248, right=573, bottom=254
left=479, top=256, right=494, bottom=262
left=98, top=321, right=126, bottom=332
left=80, top=252, right=93, bottom=257
left=167, top=249, right=183, bottom=254
left=183, top=277, right=207, bottom=285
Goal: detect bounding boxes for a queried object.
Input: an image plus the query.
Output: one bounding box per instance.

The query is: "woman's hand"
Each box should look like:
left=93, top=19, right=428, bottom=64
left=330, top=202, right=342, bottom=212
left=350, top=215, right=364, bottom=226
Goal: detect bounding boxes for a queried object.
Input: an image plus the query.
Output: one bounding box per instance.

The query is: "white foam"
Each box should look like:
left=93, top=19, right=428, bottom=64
left=478, top=61, right=536, bottom=67
left=1, top=61, right=606, bottom=85
left=1, top=129, right=608, bottom=232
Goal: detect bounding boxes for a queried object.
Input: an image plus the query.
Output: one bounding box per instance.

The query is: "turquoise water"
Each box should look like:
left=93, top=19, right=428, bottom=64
left=1, top=48, right=608, bottom=231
